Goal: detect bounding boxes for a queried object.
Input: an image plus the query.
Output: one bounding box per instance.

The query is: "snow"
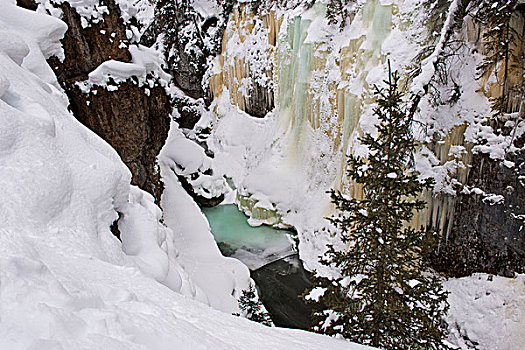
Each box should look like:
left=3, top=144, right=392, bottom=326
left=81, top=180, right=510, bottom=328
left=468, top=121, right=523, bottom=161
left=209, top=91, right=339, bottom=275
left=37, top=0, right=154, bottom=30
left=2, top=0, right=522, bottom=348
left=77, top=44, right=170, bottom=93
left=118, top=186, right=194, bottom=294
left=481, top=193, right=505, bottom=205
left=0, top=2, right=372, bottom=349
left=445, top=274, right=525, bottom=350
left=207, top=0, right=406, bottom=277
left=407, top=279, right=421, bottom=288
left=160, top=122, right=226, bottom=199
left=162, top=126, right=211, bottom=175
left=410, top=0, right=460, bottom=96
left=160, top=132, right=249, bottom=311
left=193, top=0, right=221, bottom=19
left=51, top=0, right=109, bottom=27
left=305, top=287, right=328, bottom=302
left=115, top=0, right=154, bottom=26
left=206, top=3, right=523, bottom=349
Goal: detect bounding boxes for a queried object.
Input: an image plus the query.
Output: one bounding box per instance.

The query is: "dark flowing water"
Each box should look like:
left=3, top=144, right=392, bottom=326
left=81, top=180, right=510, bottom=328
left=203, top=205, right=313, bottom=329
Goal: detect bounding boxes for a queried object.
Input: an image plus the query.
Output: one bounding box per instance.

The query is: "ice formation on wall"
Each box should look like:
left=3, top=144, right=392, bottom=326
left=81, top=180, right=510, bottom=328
left=207, top=0, right=508, bottom=242
left=209, top=1, right=401, bottom=229
left=206, top=1, right=524, bottom=348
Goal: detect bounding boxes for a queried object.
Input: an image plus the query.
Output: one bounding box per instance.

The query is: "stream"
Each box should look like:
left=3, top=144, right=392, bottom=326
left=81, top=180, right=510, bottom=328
left=203, top=205, right=313, bottom=329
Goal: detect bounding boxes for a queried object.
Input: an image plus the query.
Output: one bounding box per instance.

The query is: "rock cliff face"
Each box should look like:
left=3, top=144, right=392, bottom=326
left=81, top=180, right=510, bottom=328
left=46, top=0, right=171, bottom=203
left=21, top=0, right=224, bottom=206
left=433, top=5, right=525, bottom=277
left=64, top=79, right=171, bottom=203
left=142, top=0, right=228, bottom=129
left=435, top=144, right=525, bottom=277
left=209, top=6, right=276, bottom=118
left=207, top=1, right=525, bottom=277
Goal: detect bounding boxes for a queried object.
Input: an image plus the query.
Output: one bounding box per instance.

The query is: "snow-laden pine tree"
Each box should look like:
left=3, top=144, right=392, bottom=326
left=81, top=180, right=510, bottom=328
left=238, top=285, right=273, bottom=327
left=149, top=0, right=227, bottom=99
left=309, top=64, right=450, bottom=349
left=326, top=0, right=354, bottom=29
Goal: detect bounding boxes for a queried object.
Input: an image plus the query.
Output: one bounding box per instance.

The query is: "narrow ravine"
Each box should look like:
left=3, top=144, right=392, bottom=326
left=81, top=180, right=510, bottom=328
left=203, top=205, right=313, bottom=329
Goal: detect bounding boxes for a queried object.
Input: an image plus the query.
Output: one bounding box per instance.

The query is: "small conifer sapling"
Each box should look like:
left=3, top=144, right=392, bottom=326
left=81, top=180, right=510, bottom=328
left=238, top=284, right=273, bottom=327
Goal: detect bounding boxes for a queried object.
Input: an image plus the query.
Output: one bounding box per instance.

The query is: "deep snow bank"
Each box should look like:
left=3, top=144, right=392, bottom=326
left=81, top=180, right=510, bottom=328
left=0, top=0, right=247, bottom=313
left=0, top=2, right=371, bottom=349
left=444, top=274, right=525, bottom=350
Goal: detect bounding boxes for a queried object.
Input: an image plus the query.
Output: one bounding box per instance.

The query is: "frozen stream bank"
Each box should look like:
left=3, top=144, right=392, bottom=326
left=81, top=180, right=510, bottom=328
left=203, top=205, right=313, bottom=329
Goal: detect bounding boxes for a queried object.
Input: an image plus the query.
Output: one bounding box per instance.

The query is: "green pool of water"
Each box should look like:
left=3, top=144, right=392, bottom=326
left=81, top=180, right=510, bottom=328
left=204, top=205, right=312, bottom=329
left=202, top=205, right=295, bottom=270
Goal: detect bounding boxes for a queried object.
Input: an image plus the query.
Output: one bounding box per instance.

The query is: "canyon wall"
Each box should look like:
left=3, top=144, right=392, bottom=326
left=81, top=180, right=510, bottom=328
left=208, top=0, right=525, bottom=276
left=21, top=0, right=523, bottom=276
left=36, top=0, right=171, bottom=203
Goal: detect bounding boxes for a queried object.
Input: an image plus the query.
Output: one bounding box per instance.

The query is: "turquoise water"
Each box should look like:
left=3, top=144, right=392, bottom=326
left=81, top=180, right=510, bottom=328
left=204, top=205, right=313, bottom=329
left=203, top=205, right=295, bottom=270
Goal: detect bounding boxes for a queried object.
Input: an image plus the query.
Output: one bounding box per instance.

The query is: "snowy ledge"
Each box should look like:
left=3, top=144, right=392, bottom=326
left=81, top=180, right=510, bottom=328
left=76, top=44, right=170, bottom=93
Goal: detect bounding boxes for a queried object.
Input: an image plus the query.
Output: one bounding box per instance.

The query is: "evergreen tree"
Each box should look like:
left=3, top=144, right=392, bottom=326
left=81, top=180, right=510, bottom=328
left=238, top=285, right=273, bottom=327
left=148, top=0, right=226, bottom=98
left=308, top=63, right=450, bottom=349
left=474, top=0, right=521, bottom=113
left=326, top=0, right=354, bottom=30
left=216, top=0, right=236, bottom=17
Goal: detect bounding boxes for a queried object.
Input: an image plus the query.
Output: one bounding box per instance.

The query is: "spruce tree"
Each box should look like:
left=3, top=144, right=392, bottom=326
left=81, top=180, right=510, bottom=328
left=238, top=284, right=273, bottom=327
left=326, top=0, right=345, bottom=27
left=308, top=64, right=450, bottom=349
left=326, top=0, right=354, bottom=30
left=474, top=0, right=520, bottom=113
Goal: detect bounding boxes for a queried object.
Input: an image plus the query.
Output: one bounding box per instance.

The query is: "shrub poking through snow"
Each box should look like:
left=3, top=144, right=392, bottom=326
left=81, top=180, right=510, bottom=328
left=238, top=284, right=273, bottom=327
left=307, top=63, right=450, bottom=349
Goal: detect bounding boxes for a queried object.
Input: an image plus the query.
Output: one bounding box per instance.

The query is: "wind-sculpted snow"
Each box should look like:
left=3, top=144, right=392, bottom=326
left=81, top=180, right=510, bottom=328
left=0, top=2, right=374, bottom=349
left=0, top=0, right=238, bottom=314
left=160, top=130, right=249, bottom=310
left=160, top=123, right=227, bottom=200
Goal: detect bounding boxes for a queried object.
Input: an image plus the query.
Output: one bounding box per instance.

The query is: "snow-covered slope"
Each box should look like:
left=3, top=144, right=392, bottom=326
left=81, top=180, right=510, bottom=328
left=445, top=274, right=525, bottom=350
left=0, top=1, right=371, bottom=348
left=0, top=0, right=248, bottom=313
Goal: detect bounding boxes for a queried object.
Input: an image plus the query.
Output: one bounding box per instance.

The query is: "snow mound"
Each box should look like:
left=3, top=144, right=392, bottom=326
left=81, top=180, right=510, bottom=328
left=445, top=274, right=525, bottom=350
left=160, top=123, right=226, bottom=200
